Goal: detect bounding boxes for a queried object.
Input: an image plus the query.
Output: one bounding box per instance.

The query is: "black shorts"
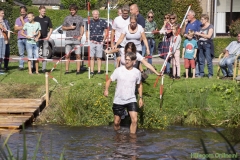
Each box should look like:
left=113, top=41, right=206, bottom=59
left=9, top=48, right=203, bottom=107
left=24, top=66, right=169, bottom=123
left=112, top=102, right=138, bottom=116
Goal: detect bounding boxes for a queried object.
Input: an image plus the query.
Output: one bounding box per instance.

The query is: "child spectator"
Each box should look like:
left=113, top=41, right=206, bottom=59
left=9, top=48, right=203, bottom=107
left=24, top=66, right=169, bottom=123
left=21, top=12, right=41, bottom=74
left=182, top=30, right=198, bottom=78
left=171, top=24, right=182, bottom=79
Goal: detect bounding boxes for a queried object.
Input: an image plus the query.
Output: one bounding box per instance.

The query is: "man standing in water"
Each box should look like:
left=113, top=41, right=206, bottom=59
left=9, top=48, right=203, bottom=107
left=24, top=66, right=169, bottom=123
left=104, top=52, right=143, bottom=134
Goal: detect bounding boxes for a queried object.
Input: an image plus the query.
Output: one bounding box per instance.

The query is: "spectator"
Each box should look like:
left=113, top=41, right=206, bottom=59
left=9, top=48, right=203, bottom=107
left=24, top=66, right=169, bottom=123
left=181, top=10, right=201, bottom=77
left=86, top=10, right=107, bottom=76
left=62, top=4, right=84, bottom=75
left=171, top=24, right=182, bottom=79
left=14, top=6, right=29, bottom=70
left=34, top=5, right=53, bottom=73
left=182, top=30, right=198, bottom=78
left=142, top=10, right=157, bottom=64
left=161, top=14, right=171, bottom=31
left=169, top=13, right=179, bottom=26
left=113, top=15, right=150, bottom=60
left=195, top=14, right=214, bottom=78
left=111, top=5, right=130, bottom=68
left=220, top=33, right=240, bottom=80
left=21, top=12, right=41, bottom=74
left=117, top=8, right=122, bottom=16
left=130, top=4, right=145, bottom=29
left=0, top=8, right=10, bottom=72
left=104, top=52, right=143, bottom=134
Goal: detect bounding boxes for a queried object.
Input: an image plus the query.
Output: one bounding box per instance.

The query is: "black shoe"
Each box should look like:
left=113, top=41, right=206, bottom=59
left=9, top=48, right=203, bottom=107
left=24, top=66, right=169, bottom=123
left=42, top=69, right=46, bottom=73
left=76, top=71, right=81, bottom=75
left=65, top=71, right=70, bottom=74
left=4, top=67, right=9, bottom=71
left=90, top=72, right=94, bottom=76
left=97, top=71, right=103, bottom=74
left=18, top=67, right=24, bottom=71
left=175, top=76, right=181, bottom=79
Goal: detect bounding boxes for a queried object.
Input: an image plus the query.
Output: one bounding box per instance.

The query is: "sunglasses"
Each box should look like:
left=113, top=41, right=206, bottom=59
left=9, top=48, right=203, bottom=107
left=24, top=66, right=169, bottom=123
left=148, top=16, right=153, bottom=18
left=164, top=17, right=169, bottom=19
left=170, top=18, right=175, bottom=20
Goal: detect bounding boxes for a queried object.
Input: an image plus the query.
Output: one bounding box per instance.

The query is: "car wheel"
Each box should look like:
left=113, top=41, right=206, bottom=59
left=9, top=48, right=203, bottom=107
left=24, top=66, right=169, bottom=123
left=38, top=44, right=52, bottom=59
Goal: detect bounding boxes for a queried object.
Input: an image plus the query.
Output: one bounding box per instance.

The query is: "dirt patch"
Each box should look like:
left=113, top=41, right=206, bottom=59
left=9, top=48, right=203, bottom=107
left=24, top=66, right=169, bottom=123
left=0, top=83, right=45, bottom=98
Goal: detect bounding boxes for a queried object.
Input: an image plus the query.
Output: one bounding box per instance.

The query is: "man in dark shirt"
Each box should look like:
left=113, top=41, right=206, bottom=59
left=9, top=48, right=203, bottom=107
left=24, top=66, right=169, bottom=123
left=130, top=4, right=145, bottom=28
left=86, top=10, right=107, bottom=75
left=34, top=5, right=53, bottom=73
left=62, top=4, right=84, bottom=74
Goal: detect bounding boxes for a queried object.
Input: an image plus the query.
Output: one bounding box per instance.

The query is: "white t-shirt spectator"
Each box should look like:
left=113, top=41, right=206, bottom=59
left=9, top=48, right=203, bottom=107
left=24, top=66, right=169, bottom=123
left=122, top=24, right=144, bottom=51
left=112, top=16, right=130, bottom=46
left=110, top=66, right=141, bottom=105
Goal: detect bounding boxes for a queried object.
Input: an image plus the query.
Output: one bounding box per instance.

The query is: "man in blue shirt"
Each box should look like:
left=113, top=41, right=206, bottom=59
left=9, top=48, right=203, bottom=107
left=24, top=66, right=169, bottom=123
left=181, top=10, right=201, bottom=77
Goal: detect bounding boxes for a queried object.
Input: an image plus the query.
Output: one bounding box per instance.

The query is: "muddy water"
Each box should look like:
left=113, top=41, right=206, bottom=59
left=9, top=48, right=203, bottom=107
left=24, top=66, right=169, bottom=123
left=1, top=124, right=240, bottom=159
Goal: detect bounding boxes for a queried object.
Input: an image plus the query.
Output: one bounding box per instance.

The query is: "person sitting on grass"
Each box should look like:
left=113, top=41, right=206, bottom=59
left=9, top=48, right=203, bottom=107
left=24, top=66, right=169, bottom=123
left=219, top=33, right=240, bottom=80
left=182, top=30, right=198, bottom=78
left=104, top=51, right=143, bottom=134
left=21, top=12, right=41, bottom=74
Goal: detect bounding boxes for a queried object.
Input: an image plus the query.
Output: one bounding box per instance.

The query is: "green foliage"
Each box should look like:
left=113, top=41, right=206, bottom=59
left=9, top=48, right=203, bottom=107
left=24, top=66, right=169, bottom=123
left=131, top=0, right=172, bottom=30
left=229, top=19, right=240, bottom=37
left=171, top=0, right=203, bottom=22
left=61, top=0, right=98, bottom=10
left=213, top=37, right=236, bottom=57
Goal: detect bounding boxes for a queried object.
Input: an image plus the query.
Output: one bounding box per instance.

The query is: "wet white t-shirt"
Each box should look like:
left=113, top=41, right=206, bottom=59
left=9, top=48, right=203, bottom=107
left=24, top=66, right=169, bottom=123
left=110, top=66, right=141, bottom=105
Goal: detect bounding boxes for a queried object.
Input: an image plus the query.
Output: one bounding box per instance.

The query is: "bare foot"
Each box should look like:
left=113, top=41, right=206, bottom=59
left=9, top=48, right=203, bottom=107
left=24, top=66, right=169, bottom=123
left=29, top=72, right=32, bottom=74
left=185, top=77, right=188, bottom=79
left=192, top=76, right=195, bottom=79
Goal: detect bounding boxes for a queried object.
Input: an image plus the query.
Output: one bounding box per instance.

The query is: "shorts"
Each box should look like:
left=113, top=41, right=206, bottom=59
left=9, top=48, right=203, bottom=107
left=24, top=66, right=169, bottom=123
left=90, top=41, right=103, bottom=58
left=65, top=40, right=81, bottom=55
left=26, top=42, right=39, bottom=59
left=184, top=58, right=195, bottom=69
left=112, top=102, right=138, bottom=116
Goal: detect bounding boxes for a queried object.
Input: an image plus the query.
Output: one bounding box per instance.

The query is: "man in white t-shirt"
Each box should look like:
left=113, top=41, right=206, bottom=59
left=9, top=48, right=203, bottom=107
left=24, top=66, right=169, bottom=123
left=111, top=5, right=130, bottom=67
left=104, top=52, right=143, bottom=134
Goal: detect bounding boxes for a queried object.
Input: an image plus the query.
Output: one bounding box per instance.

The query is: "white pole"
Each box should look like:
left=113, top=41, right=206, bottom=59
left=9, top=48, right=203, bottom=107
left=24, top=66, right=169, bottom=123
left=214, top=0, right=217, bottom=38
left=45, top=72, right=49, bottom=107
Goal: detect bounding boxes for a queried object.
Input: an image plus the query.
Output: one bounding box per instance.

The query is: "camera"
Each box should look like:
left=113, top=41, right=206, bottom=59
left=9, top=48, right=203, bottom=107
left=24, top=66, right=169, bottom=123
left=73, top=23, right=76, bottom=26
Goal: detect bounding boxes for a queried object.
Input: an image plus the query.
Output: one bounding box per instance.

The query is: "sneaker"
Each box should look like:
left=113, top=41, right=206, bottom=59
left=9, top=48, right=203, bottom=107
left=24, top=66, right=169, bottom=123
left=97, top=71, right=102, bottom=74
left=175, top=76, right=180, bottom=79
left=18, top=67, right=24, bottom=71
left=90, top=72, right=94, bottom=76
left=76, top=71, right=81, bottom=75
left=4, top=67, right=9, bottom=71
left=65, top=71, right=70, bottom=74
left=208, top=76, right=213, bottom=79
left=41, top=69, right=46, bottom=73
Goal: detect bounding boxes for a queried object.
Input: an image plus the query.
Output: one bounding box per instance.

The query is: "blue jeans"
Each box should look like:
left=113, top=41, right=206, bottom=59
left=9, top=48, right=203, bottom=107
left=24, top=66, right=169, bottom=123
left=142, top=38, right=155, bottom=64
left=17, top=38, right=27, bottom=68
left=0, top=38, right=5, bottom=68
left=219, top=54, right=236, bottom=77
left=198, top=42, right=213, bottom=77
left=26, top=43, right=39, bottom=59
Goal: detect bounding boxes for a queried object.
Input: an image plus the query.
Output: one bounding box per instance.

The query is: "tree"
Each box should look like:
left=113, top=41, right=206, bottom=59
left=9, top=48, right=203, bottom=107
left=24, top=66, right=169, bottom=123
left=61, top=0, right=98, bottom=10
left=171, top=0, right=203, bottom=23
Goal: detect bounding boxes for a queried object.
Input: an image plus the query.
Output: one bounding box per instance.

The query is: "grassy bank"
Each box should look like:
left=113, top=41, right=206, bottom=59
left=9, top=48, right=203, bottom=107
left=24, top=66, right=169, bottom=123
left=0, top=62, right=240, bottom=129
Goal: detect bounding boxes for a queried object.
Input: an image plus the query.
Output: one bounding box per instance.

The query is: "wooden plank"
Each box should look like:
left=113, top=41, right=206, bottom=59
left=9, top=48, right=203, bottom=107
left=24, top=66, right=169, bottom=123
left=0, top=99, right=42, bottom=103
left=0, top=123, right=23, bottom=129
left=0, top=102, right=42, bottom=107
left=0, top=104, right=40, bottom=108
left=0, top=129, right=19, bottom=136
left=0, top=115, right=30, bottom=118
left=0, top=108, right=38, bottom=113
left=0, top=117, right=30, bottom=123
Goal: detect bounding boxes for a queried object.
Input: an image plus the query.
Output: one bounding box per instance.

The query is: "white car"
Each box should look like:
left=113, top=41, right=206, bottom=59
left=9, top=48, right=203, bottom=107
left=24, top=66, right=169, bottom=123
left=39, top=18, right=114, bottom=60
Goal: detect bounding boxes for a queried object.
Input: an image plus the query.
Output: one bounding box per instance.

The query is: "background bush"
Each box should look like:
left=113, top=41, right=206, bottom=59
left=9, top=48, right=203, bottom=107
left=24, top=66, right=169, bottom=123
left=229, top=19, right=240, bottom=37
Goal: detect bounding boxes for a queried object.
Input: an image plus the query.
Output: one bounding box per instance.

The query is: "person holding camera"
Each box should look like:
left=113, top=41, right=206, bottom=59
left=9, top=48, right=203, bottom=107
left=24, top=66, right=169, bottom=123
left=62, top=4, right=84, bottom=75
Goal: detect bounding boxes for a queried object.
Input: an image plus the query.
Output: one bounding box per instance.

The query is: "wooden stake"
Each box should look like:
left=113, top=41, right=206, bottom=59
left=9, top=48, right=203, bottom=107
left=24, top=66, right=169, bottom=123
left=45, top=72, right=49, bottom=107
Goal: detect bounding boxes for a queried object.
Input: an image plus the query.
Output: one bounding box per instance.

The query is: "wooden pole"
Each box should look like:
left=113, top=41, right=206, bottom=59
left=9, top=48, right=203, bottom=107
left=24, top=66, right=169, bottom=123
left=45, top=72, right=49, bottom=107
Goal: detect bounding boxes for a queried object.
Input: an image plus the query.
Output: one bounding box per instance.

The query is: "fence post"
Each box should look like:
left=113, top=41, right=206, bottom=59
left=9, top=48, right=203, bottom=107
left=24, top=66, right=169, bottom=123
left=45, top=72, right=49, bottom=107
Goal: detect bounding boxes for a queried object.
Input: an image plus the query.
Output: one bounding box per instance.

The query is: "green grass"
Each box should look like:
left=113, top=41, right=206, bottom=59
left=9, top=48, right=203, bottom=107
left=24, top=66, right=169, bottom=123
left=1, top=61, right=240, bottom=128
